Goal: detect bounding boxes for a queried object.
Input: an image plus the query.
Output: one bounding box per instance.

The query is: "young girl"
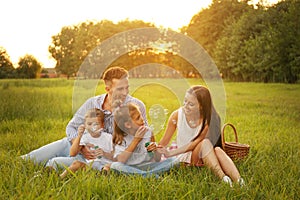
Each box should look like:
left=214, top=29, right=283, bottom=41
left=157, top=85, right=245, bottom=187
left=59, top=108, right=114, bottom=179
left=109, top=102, right=178, bottom=177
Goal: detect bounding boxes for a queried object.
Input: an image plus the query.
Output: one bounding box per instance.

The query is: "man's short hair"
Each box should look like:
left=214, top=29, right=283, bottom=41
left=102, top=67, right=129, bottom=84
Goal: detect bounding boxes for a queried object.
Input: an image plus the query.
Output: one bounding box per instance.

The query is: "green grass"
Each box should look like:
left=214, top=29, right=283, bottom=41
left=0, top=79, right=299, bottom=199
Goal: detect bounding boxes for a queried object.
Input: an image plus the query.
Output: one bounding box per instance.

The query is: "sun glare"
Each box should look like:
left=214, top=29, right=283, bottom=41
left=0, top=0, right=278, bottom=68
left=1, top=0, right=213, bottom=68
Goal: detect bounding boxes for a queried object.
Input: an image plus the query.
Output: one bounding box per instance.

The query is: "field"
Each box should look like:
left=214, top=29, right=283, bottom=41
left=0, top=79, right=299, bottom=199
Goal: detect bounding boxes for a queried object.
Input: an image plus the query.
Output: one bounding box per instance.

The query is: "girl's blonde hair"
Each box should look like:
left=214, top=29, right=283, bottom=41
left=113, top=102, right=140, bottom=145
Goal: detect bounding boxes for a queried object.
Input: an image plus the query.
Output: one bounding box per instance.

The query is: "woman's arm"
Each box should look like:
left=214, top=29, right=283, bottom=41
left=158, top=110, right=178, bottom=146
left=95, top=148, right=115, bottom=161
left=103, top=150, right=115, bottom=161
left=159, top=125, right=209, bottom=157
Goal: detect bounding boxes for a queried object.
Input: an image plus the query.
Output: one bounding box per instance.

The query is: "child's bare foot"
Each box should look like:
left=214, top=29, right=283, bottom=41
left=98, top=164, right=110, bottom=176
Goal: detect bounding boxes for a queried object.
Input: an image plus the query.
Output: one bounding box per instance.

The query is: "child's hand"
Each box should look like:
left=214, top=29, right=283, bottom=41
left=81, top=144, right=96, bottom=159
left=134, top=126, right=147, bottom=141
left=145, top=142, right=158, bottom=152
left=78, top=124, right=85, bottom=137
left=94, top=148, right=104, bottom=158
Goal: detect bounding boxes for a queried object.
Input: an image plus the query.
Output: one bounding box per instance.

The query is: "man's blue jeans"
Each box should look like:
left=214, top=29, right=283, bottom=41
left=21, top=137, right=71, bottom=165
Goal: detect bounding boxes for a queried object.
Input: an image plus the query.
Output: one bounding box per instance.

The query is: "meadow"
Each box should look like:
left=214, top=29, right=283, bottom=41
left=0, top=79, right=299, bottom=199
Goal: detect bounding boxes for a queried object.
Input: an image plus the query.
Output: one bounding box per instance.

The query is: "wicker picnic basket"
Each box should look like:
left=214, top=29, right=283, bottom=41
left=221, top=123, right=250, bottom=160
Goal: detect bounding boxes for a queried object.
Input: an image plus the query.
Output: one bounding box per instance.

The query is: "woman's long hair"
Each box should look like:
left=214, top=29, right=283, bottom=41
left=188, top=85, right=212, bottom=141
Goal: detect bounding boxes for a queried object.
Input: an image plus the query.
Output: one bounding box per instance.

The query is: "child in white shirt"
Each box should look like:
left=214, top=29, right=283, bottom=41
left=60, top=108, right=113, bottom=179
left=108, top=102, right=178, bottom=177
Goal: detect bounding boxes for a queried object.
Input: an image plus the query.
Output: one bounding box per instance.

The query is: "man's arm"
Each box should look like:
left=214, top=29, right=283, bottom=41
left=66, top=97, right=98, bottom=142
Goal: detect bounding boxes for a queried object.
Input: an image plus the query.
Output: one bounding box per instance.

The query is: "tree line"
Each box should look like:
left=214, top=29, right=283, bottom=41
left=0, top=48, right=42, bottom=79
left=0, top=0, right=299, bottom=82
left=187, top=0, right=299, bottom=83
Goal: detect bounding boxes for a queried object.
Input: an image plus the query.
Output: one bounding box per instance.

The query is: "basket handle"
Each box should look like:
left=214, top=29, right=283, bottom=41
left=221, top=123, right=239, bottom=149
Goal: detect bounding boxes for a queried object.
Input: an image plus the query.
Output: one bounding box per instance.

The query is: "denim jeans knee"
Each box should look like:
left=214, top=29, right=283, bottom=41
left=21, top=137, right=71, bottom=165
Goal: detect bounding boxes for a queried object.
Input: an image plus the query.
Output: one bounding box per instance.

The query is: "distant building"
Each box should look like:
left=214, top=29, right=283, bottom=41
left=40, top=68, right=57, bottom=78
left=40, top=68, right=68, bottom=78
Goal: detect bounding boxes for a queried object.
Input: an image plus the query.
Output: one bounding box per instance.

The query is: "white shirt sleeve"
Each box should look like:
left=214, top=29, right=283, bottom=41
left=113, top=142, right=126, bottom=159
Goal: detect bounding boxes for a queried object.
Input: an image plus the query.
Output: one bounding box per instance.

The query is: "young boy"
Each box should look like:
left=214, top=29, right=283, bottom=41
left=60, top=108, right=114, bottom=179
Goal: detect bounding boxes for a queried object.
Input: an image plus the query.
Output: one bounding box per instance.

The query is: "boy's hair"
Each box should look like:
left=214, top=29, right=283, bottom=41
left=102, top=66, right=129, bottom=86
left=113, top=102, right=140, bottom=145
left=84, top=108, right=104, bottom=123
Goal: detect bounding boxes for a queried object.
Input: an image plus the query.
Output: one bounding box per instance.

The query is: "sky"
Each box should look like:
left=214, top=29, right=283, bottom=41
left=0, top=0, right=278, bottom=68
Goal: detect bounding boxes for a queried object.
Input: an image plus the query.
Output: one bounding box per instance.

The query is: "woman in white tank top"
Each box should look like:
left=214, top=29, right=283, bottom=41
left=158, top=85, right=245, bottom=187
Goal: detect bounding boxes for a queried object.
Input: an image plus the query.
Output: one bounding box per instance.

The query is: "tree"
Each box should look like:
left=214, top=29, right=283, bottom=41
left=214, top=7, right=268, bottom=81
left=214, top=0, right=300, bottom=83
left=49, top=19, right=154, bottom=79
left=183, top=0, right=251, bottom=57
left=0, top=47, right=15, bottom=78
left=270, top=0, right=300, bottom=83
left=16, top=55, right=42, bottom=78
left=49, top=25, right=78, bottom=78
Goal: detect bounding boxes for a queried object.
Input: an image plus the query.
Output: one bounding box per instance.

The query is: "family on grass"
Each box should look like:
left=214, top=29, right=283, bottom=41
left=21, top=66, right=245, bottom=187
